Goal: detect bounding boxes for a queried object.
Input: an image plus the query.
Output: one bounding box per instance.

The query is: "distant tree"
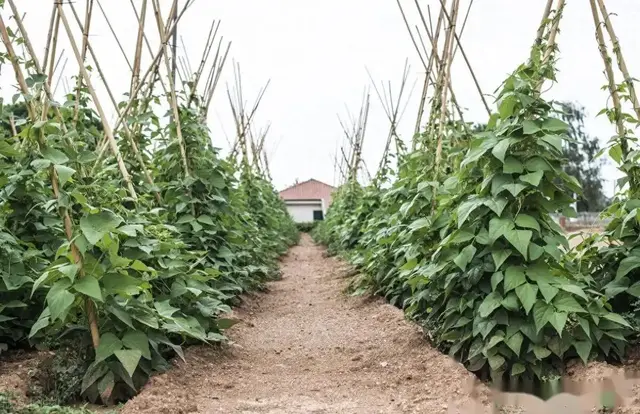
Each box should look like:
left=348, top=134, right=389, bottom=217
left=556, top=101, right=609, bottom=212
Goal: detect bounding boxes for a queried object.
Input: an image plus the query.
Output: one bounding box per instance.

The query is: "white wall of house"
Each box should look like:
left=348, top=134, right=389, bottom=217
left=285, top=200, right=324, bottom=223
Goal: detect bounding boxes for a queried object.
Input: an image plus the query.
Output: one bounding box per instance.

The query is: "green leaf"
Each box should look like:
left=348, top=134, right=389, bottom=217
left=488, top=217, right=514, bottom=243
left=616, top=256, right=640, bottom=279
left=176, top=214, right=195, bottom=224
left=491, top=271, right=504, bottom=290
left=453, top=245, right=477, bottom=271
left=504, top=266, right=526, bottom=292
left=520, top=171, right=544, bottom=186
left=42, top=147, right=69, bottom=164
left=524, top=157, right=551, bottom=172
left=550, top=312, right=568, bottom=336
left=538, top=282, right=559, bottom=303
left=574, top=341, right=592, bottom=364
left=504, top=228, right=532, bottom=259
left=478, top=292, right=503, bottom=318
left=122, top=331, right=151, bottom=360
left=196, top=215, right=215, bottom=225
left=492, top=139, right=512, bottom=163
left=506, top=332, right=524, bottom=355
left=492, top=250, right=511, bottom=270
left=409, top=218, right=430, bottom=231
left=503, top=157, right=524, bottom=174
left=155, top=300, right=179, bottom=318
left=602, top=313, right=631, bottom=328
left=515, top=214, right=540, bottom=232
left=522, top=120, right=541, bottom=135
left=73, top=275, right=103, bottom=302
left=553, top=293, right=585, bottom=313
left=511, top=363, right=526, bottom=376
left=217, top=318, right=240, bottom=330
left=80, top=211, right=123, bottom=245
left=540, top=134, right=563, bottom=152
left=54, top=165, right=76, bottom=187
left=488, top=354, right=506, bottom=371
left=577, top=316, right=591, bottom=338
left=114, top=349, right=142, bottom=378
left=528, top=243, right=544, bottom=261
left=542, top=117, right=569, bottom=132
left=558, top=284, right=588, bottom=301
left=531, top=345, right=551, bottom=359
left=533, top=300, right=554, bottom=332
left=484, top=197, right=509, bottom=216
left=500, top=182, right=528, bottom=197
left=515, top=283, right=538, bottom=314
left=95, top=333, right=122, bottom=363
left=47, top=281, right=75, bottom=322
left=131, top=260, right=153, bottom=272
left=457, top=199, right=483, bottom=226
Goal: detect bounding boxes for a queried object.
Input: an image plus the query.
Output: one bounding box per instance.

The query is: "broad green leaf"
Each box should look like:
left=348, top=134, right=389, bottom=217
left=524, top=157, right=551, bottom=172
left=609, top=144, right=623, bottom=164
left=492, top=250, right=511, bottom=270
left=457, top=199, right=483, bottom=226
left=155, top=300, right=179, bottom=318
left=550, top=312, right=568, bottom=336
left=73, top=275, right=103, bottom=302
left=114, top=349, right=142, bottom=377
left=217, top=318, right=240, bottom=330
left=491, top=271, right=504, bottom=290
left=131, top=260, right=153, bottom=272
left=478, top=292, right=502, bottom=318
left=522, top=120, right=541, bottom=135
left=602, top=313, right=631, bottom=328
left=574, top=341, right=592, bottom=364
left=492, top=138, right=512, bottom=163
left=511, top=363, right=526, bottom=376
left=488, top=354, right=505, bottom=371
left=42, top=147, right=69, bottom=164
left=531, top=345, right=551, bottom=359
left=504, top=228, right=532, bottom=259
left=47, top=281, right=75, bottom=321
left=122, top=331, right=151, bottom=359
left=515, top=214, right=540, bottom=232
left=533, top=300, right=554, bottom=332
left=488, top=217, right=514, bottom=243
left=504, top=266, right=526, bottom=292
left=506, top=332, right=523, bottom=355
left=502, top=292, right=520, bottom=311
left=616, top=256, right=640, bottom=279
left=558, top=284, right=588, bottom=301
left=454, top=245, right=477, bottom=271
left=54, top=165, right=76, bottom=187
left=484, top=197, right=509, bottom=216
left=577, top=316, right=591, bottom=338
left=628, top=282, right=640, bottom=298
left=540, top=134, right=563, bottom=152
left=515, top=283, right=538, bottom=314
left=553, top=293, right=585, bottom=313
left=538, top=282, right=559, bottom=303
left=409, top=218, right=430, bottom=231
left=197, top=215, right=215, bottom=225
left=542, top=117, right=569, bottom=132
left=500, top=183, right=528, bottom=197
left=80, top=211, right=123, bottom=245
left=503, top=157, right=524, bottom=174
left=176, top=214, right=195, bottom=224
left=95, top=333, right=122, bottom=363
left=519, top=171, right=544, bottom=186
left=528, top=243, right=544, bottom=261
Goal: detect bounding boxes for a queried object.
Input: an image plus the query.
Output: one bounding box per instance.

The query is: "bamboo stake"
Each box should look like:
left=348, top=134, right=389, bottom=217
left=588, top=0, right=636, bottom=192
left=0, top=14, right=100, bottom=349
left=41, top=3, right=58, bottom=78
left=131, top=0, right=148, bottom=96
left=67, top=1, right=162, bottom=204
left=57, top=3, right=138, bottom=200
left=596, top=0, right=640, bottom=121
left=73, top=0, right=94, bottom=126
left=151, top=0, right=191, bottom=176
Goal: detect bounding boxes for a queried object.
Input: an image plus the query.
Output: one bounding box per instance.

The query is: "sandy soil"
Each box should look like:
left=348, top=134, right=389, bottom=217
left=120, top=235, right=493, bottom=414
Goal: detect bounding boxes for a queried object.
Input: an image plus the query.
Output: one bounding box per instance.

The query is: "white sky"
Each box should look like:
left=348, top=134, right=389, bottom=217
left=3, top=0, right=640, bottom=196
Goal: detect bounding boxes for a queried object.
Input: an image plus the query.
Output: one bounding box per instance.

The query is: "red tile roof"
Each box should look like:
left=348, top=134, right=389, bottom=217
left=279, top=179, right=336, bottom=206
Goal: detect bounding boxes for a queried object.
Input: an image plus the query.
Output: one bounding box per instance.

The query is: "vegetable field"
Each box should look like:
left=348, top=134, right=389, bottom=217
left=316, top=0, right=640, bottom=400
left=0, top=0, right=297, bottom=409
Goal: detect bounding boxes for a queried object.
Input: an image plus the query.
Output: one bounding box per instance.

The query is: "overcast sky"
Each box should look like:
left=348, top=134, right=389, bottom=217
left=3, top=1, right=640, bottom=196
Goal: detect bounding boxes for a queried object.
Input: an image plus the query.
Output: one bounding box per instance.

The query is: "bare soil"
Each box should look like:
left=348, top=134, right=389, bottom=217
left=120, top=235, right=493, bottom=414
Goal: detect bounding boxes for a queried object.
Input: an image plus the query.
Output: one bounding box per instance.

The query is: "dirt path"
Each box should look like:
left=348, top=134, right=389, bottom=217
left=122, top=235, right=491, bottom=414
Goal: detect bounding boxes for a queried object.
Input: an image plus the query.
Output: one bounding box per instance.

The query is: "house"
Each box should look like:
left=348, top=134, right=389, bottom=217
left=279, top=179, right=336, bottom=223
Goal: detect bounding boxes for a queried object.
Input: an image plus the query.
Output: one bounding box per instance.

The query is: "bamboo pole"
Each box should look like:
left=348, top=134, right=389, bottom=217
left=41, top=3, right=58, bottom=80
left=0, top=15, right=101, bottom=350
left=596, top=0, right=640, bottom=121
left=131, top=0, right=148, bottom=96
left=588, top=0, right=636, bottom=192
left=57, top=3, right=138, bottom=200
left=151, top=0, right=191, bottom=176
left=73, top=0, right=94, bottom=126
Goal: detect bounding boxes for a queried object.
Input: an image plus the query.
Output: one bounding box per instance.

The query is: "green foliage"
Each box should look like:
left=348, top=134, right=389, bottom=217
left=0, top=45, right=297, bottom=407
left=296, top=222, right=317, bottom=233
left=315, top=11, right=631, bottom=384
left=0, top=393, right=107, bottom=414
